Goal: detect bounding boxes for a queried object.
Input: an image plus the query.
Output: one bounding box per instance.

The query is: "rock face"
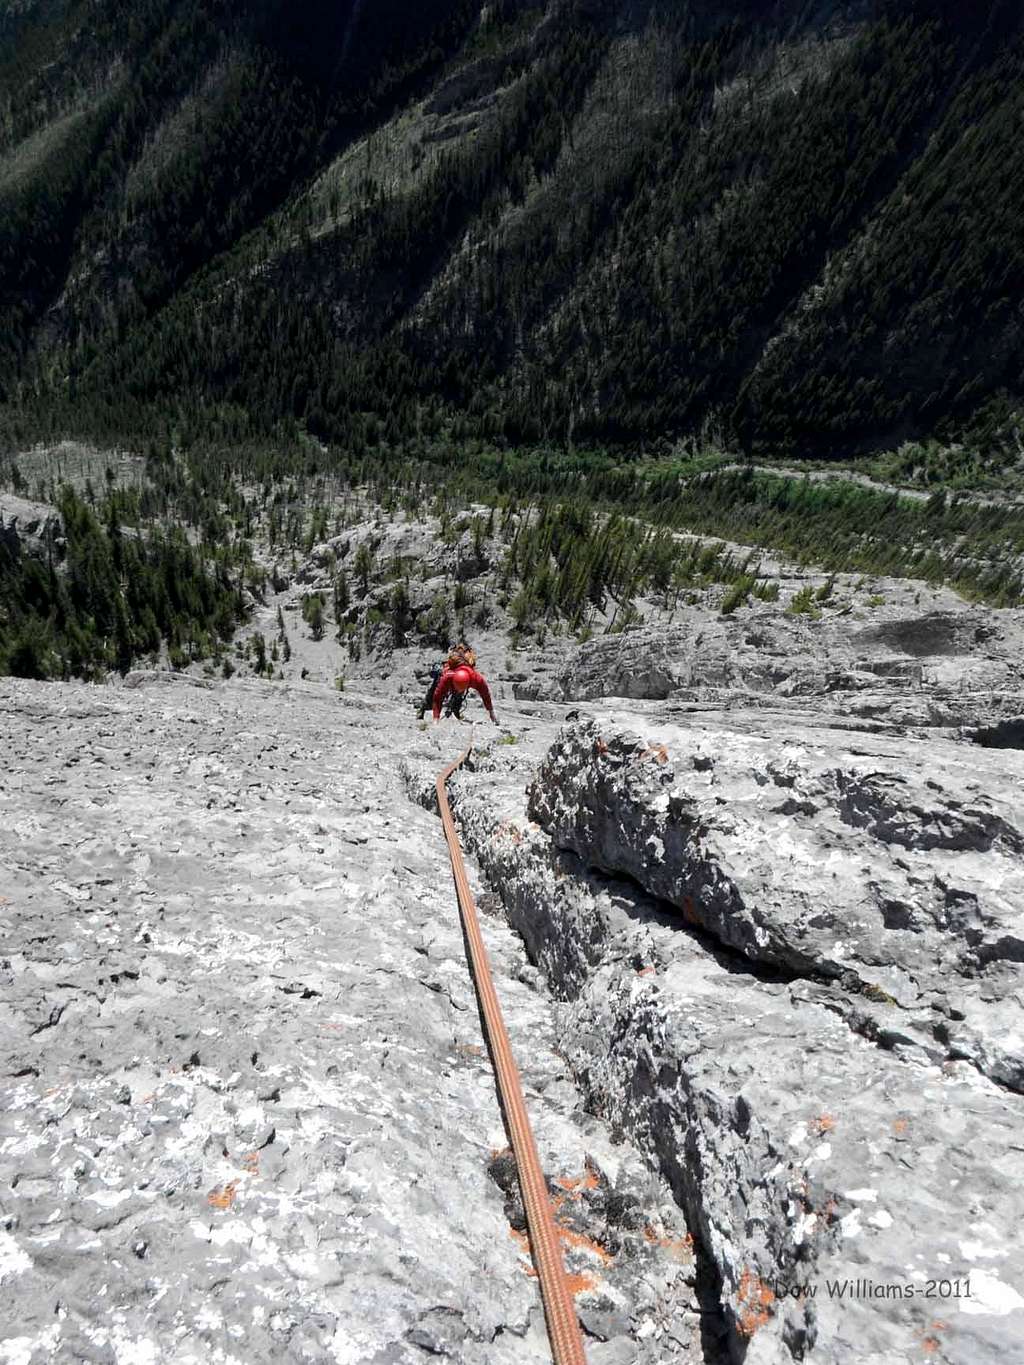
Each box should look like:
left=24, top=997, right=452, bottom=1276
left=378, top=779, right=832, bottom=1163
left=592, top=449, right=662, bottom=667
left=555, top=603, right=1024, bottom=735
left=445, top=712, right=1024, bottom=1364
left=4, top=569, right=1024, bottom=1364
left=528, top=714, right=1024, bottom=1092
left=0, top=493, right=62, bottom=561
left=0, top=677, right=702, bottom=1364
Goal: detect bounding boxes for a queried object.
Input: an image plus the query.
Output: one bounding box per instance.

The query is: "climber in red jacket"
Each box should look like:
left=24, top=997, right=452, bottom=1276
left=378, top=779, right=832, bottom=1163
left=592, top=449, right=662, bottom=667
left=431, top=662, right=498, bottom=724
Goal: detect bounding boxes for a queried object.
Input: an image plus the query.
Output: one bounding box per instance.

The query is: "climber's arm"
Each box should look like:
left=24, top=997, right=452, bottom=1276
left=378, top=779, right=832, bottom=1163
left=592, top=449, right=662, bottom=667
left=472, top=671, right=497, bottom=722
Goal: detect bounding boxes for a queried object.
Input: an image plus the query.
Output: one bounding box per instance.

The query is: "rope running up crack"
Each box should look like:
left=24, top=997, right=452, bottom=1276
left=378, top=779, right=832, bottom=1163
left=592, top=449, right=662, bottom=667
left=436, top=738, right=587, bottom=1365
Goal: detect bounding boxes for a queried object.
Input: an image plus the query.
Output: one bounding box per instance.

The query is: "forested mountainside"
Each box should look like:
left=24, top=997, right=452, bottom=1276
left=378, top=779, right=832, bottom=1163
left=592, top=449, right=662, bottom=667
left=1, top=0, right=1022, bottom=465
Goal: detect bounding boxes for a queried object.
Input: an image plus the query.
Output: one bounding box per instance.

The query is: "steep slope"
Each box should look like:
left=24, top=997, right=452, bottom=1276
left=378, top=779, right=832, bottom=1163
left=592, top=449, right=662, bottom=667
left=0, top=675, right=706, bottom=1363
left=0, top=0, right=479, bottom=391
left=3, top=537, right=1024, bottom=1361
left=1, top=0, right=1021, bottom=458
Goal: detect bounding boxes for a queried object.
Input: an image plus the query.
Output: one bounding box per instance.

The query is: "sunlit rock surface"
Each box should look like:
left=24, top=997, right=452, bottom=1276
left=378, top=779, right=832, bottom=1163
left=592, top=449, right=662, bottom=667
left=3, top=578, right=1024, bottom=1364
left=443, top=709, right=1024, bottom=1364
left=0, top=679, right=700, bottom=1364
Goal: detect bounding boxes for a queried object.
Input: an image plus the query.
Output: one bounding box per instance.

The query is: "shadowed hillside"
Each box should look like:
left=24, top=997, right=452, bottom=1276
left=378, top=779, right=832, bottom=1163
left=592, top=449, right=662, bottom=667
left=0, top=0, right=1021, bottom=463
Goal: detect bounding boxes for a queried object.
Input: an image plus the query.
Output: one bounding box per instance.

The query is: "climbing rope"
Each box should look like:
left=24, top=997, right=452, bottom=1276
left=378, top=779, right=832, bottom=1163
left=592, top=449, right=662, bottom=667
left=436, top=739, right=588, bottom=1365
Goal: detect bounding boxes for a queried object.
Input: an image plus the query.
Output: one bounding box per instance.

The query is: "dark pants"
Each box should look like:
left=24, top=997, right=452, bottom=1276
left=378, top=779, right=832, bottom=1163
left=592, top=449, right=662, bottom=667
left=421, top=664, right=464, bottom=718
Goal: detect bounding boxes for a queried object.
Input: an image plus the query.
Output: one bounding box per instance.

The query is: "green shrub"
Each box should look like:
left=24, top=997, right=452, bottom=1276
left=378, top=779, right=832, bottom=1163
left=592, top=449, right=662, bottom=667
left=787, top=586, right=820, bottom=618
left=720, top=575, right=754, bottom=614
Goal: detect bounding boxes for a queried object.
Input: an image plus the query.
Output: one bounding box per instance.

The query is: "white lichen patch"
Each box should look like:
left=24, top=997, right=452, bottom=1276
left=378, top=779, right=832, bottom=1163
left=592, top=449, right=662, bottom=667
left=839, top=1209, right=862, bottom=1239
left=960, top=1269, right=1024, bottom=1317
left=0, top=1231, right=32, bottom=1284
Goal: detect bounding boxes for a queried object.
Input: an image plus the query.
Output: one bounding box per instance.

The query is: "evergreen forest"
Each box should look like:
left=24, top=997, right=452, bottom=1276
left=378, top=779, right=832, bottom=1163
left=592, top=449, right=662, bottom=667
left=1, top=0, right=1021, bottom=466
